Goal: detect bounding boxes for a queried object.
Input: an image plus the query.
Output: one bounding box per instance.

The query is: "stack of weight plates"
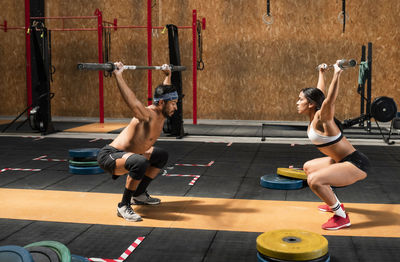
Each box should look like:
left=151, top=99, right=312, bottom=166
left=68, top=148, right=103, bottom=175
left=0, top=241, right=90, bottom=262
left=256, top=229, right=330, bottom=262
left=24, top=240, right=70, bottom=262
left=260, top=168, right=307, bottom=190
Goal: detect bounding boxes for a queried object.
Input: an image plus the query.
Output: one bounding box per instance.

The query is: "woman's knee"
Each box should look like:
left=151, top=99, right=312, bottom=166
left=303, top=161, right=313, bottom=175
left=307, top=173, right=322, bottom=189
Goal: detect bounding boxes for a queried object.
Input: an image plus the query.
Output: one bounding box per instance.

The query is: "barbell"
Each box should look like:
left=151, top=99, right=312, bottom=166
left=316, top=59, right=357, bottom=70
left=77, top=62, right=187, bottom=72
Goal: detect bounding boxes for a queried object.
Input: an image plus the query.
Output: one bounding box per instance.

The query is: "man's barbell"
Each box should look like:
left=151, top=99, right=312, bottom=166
left=77, top=62, right=186, bottom=72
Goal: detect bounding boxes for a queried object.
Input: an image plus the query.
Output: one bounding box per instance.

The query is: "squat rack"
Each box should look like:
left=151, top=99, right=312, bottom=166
left=1, top=0, right=205, bottom=124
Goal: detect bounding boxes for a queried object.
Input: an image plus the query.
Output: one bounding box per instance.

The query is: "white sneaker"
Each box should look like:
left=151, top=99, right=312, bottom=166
left=117, top=205, right=142, bottom=222
left=131, top=191, right=161, bottom=205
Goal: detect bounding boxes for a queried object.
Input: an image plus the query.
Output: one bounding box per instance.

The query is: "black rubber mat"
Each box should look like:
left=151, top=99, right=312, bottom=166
left=0, top=137, right=399, bottom=261
left=1, top=219, right=399, bottom=262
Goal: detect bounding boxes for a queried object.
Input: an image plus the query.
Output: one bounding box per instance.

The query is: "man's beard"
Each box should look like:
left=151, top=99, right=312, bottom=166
left=162, top=104, right=171, bottom=117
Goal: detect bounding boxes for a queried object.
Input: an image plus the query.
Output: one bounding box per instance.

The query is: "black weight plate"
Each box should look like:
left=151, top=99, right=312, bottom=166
left=26, top=246, right=60, bottom=262
left=258, top=251, right=330, bottom=262
left=72, top=157, right=98, bottom=162
left=371, top=96, right=397, bottom=122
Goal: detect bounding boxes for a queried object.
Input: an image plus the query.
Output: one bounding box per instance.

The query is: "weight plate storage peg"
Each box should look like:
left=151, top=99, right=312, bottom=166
left=256, top=229, right=328, bottom=261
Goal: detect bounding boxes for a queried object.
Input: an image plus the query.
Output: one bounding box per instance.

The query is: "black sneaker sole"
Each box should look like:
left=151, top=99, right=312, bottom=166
left=133, top=200, right=161, bottom=205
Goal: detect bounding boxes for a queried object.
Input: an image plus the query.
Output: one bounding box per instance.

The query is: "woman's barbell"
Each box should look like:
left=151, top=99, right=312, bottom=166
left=77, top=62, right=187, bottom=72
left=315, top=59, right=357, bottom=70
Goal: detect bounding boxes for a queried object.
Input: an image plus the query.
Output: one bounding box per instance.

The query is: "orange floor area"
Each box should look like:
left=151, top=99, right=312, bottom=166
left=64, top=123, right=128, bottom=133
left=1, top=188, right=399, bottom=238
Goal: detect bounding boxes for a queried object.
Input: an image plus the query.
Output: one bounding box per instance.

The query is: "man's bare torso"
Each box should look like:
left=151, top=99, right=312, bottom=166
left=110, top=106, right=165, bottom=154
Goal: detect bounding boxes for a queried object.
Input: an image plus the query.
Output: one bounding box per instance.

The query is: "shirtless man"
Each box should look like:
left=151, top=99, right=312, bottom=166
left=97, top=62, right=178, bottom=221
left=297, top=61, right=370, bottom=230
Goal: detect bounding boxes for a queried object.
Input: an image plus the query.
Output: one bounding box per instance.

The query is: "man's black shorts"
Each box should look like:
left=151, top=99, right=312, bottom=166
left=97, top=145, right=127, bottom=178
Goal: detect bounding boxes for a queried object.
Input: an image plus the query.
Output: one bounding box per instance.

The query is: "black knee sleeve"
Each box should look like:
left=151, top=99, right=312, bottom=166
left=124, top=154, right=149, bottom=180
left=149, top=147, right=168, bottom=169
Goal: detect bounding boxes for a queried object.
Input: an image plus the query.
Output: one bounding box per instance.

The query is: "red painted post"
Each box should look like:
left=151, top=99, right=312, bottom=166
left=95, top=9, right=104, bottom=123
left=25, top=0, right=32, bottom=110
left=192, top=10, right=197, bottom=124
left=147, top=0, right=153, bottom=106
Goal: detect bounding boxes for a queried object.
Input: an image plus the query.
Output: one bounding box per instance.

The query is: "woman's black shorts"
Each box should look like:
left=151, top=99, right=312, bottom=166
left=339, top=150, right=370, bottom=173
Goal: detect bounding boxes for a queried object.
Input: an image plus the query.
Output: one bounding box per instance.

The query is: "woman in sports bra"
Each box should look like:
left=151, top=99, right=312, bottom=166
left=296, top=60, right=370, bottom=230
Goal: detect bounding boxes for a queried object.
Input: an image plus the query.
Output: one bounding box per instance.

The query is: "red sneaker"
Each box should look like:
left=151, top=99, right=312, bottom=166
left=318, top=203, right=345, bottom=212
left=322, top=214, right=351, bottom=230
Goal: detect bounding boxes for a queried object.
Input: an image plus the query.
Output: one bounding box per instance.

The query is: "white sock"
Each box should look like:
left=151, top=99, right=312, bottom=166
left=329, top=201, right=346, bottom=218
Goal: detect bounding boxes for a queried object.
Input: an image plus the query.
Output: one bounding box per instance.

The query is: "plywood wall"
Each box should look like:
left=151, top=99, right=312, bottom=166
left=1, top=0, right=399, bottom=121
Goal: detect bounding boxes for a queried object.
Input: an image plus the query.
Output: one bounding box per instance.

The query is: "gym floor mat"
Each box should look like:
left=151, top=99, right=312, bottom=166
left=1, top=188, right=399, bottom=238
left=0, top=136, right=399, bottom=262
left=64, top=123, right=128, bottom=133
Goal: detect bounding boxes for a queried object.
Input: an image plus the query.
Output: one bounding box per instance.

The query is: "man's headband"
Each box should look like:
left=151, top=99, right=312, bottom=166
left=153, top=91, right=179, bottom=103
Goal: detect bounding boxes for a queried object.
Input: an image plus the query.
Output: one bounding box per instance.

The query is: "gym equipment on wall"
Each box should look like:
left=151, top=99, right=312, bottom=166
left=342, top=43, right=398, bottom=144
left=2, top=0, right=55, bottom=134
left=163, top=24, right=186, bottom=139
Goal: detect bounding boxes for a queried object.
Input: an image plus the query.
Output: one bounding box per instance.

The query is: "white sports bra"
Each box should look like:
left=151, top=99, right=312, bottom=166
left=307, top=125, right=343, bottom=147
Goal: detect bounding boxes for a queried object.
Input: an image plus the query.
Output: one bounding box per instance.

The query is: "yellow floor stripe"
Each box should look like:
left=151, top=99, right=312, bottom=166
left=1, top=188, right=399, bottom=238
left=64, top=123, right=128, bottom=133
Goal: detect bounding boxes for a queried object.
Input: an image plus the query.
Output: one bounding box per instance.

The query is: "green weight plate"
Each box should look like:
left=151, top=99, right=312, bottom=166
left=25, top=241, right=71, bottom=262
left=69, top=160, right=99, bottom=167
left=256, top=229, right=329, bottom=261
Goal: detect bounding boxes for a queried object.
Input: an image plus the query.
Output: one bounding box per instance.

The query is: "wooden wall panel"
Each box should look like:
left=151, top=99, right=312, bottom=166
left=0, top=0, right=399, bottom=121
left=0, top=0, right=26, bottom=116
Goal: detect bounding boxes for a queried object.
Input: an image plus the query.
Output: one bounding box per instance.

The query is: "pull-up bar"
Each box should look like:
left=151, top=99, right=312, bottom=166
left=4, top=3, right=205, bottom=125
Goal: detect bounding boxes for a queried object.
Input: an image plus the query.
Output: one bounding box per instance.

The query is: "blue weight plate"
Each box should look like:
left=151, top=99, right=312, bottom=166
left=69, top=165, right=104, bottom=175
left=71, top=254, right=90, bottom=262
left=257, top=252, right=330, bottom=262
left=0, top=245, right=34, bottom=262
left=260, top=174, right=303, bottom=190
left=68, top=148, right=100, bottom=158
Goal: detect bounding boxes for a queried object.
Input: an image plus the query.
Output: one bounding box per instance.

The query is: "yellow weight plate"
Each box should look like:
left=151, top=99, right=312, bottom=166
left=277, top=168, right=307, bottom=180
left=256, top=229, right=328, bottom=261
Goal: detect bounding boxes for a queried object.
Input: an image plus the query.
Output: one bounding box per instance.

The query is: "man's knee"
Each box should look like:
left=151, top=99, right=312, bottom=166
left=149, top=147, right=168, bottom=169
left=124, top=154, right=149, bottom=180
